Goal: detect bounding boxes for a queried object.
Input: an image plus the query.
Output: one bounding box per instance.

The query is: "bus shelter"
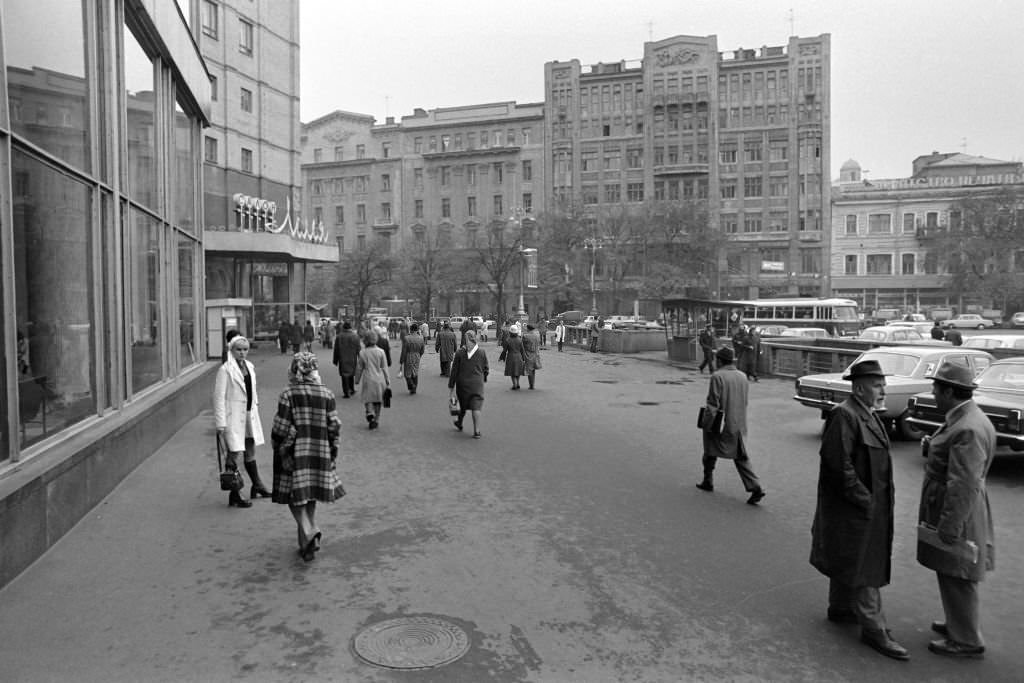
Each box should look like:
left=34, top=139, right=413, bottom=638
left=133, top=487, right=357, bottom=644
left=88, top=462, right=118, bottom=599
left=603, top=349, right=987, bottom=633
left=661, top=297, right=746, bottom=362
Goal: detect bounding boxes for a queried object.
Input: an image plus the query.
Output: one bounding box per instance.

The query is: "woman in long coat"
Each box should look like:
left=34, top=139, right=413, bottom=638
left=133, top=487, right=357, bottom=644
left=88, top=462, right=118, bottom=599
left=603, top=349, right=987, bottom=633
left=449, top=329, right=488, bottom=438
left=502, top=324, right=527, bottom=390
left=331, top=321, right=361, bottom=399
left=522, top=323, right=542, bottom=390
left=435, top=321, right=457, bottom=376
left=213, top=335, right=269, bottom=508
left=271, top=352, right=345, bottom=562
left=399, top=326, right=425, bottom=394
left=355, top=329, right=390, bottom=429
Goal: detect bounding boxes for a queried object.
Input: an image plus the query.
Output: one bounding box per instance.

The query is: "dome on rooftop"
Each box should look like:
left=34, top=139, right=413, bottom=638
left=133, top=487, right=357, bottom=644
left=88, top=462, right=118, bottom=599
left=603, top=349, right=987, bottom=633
left=839, top=159, right=862, bottom=182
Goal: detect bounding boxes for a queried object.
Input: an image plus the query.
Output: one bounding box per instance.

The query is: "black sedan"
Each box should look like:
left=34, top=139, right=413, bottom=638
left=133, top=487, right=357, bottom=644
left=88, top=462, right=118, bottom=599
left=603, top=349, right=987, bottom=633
left=906, top=358, right=1024, bottom=454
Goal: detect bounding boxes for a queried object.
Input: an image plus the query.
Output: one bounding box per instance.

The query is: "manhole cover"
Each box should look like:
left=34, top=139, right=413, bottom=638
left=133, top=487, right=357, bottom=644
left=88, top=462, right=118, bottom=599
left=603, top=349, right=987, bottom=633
left=353, top=616, right=470, bottom=670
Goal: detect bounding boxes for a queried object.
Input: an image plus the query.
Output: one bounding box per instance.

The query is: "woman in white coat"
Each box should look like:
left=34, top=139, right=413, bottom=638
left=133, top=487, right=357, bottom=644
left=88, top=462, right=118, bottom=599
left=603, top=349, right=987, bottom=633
left=214, top=336, right=270, bottom=507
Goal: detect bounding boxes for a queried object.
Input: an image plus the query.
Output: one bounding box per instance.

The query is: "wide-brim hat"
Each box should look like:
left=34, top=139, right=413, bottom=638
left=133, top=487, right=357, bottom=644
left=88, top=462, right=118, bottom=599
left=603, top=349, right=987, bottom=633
left=929, top=361, right=978, bottom=390
left=509, top=324, right=521, bottom=335
left=842, top=359, right=887, bottom=381
left=715, top=346, right=735, bottom=363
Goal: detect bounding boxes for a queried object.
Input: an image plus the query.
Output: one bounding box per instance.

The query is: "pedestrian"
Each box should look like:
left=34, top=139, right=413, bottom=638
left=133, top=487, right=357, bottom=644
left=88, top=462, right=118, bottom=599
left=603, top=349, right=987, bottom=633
left=270, top=351, right=345, bottom=562
left=943, top=328, right=963, bottom=346
left=497, top=318, right=511, bottom=348
left=589, top=316, right=603, bottom=352
left=277, top=320, right=290, bottom=354
left=435, top=320, right=457, bottom=376
left=355, top=329, right=390, bottom=430
left=332, top=321, right=361, bottom=398
left=449, top=329, right=488, bottom=438
left=213, top=335, right=271, bottom=508
left=931, top=321, right=945, bottom=340
left=289, top=318, right=303, bottom=353
left=220, top=328, right=240, bottom=364
left=538, top=317, right=548, bottom=348
left=698, top=323, right=716, bottom=374
left=399, top=322, right=425, bottom=394
left=746, top=326, right=761, bottom=381
left=459, top=317, right=477, bottom=348
left=695, top=346, right=765, bottom=505
left=375, top=323, right=392, bottom=367
left=303, top=320, right=315, bottom=352
left=809, top=359, right=908, bottom=661
left=554, top=318, right=566, bottom=352
left=522, top=323, right=542, bottom=390
left=731, top=324, right=754, bottom=381
left=917, top=361, right=996, bottom=659
left=502, top=323, right=527, bottom=390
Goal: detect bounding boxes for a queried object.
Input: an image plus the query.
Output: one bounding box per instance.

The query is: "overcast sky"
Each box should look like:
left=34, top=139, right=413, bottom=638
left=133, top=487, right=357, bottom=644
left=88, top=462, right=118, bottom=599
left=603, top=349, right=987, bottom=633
left=300, top=0, right=1023, bottom=180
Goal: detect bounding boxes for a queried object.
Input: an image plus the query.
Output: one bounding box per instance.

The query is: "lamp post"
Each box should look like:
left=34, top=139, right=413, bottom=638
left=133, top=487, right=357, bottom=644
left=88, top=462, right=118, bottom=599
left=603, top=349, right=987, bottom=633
left=582, top=236, right=605, bottom=316
left=517, top=247, right=537, bottom=322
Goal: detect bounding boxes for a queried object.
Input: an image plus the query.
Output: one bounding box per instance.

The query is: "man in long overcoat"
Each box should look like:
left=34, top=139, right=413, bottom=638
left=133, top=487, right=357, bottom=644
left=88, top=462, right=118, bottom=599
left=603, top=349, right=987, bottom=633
left=696, top=346, right=764, bottom=503
left=810, top=359, right=908, bottom=661
left=399, top=325, right=425, bottom=394
left=917, top=361, right=996, bottom=659
left=331, top=321, right=361, bottom=399
left=289, top=318, right=303, bottom=353
left=435, top=321, right=458, bottom=376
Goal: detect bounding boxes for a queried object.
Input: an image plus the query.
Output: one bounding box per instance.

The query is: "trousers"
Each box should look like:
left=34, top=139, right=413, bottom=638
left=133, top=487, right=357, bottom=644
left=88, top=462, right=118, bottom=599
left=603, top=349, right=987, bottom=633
left=937, top=573, right=983, bottom=647
left=701, top=454, right=761, bottom=492
left=829, top=580, right=887, bottom=633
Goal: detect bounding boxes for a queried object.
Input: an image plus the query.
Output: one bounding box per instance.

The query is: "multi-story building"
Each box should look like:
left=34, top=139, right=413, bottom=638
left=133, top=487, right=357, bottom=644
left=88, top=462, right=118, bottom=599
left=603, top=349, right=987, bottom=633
left=302, top=101, right=546, bottom=316
left=544, top=33, right=831, bottom=305
left=0, top=1, right=211, bottom=587
left=197, top=0, right=336, bottom=351
left=831, top=153, right=1024, bottom=316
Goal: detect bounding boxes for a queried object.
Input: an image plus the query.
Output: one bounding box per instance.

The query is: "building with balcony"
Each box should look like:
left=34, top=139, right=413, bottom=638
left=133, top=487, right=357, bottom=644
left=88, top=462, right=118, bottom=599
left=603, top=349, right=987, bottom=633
left=302, top=101, right=546, bottom=317
left=0, top=1, right=212, bottom=588
left=544, top=33, right=831, bottom=305
left=197, top=0, right=337, bottom=351
left=831, top=153, right=1024, bottom=316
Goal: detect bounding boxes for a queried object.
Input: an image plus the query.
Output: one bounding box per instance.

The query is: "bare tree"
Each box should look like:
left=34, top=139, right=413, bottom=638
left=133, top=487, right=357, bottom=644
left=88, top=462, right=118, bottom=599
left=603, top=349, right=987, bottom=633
left=468, top=218, right=529, bottom=322
left=640, top=199, right=724, bottom=298
left=395, top=231, right=465, bottom=318
left=335, top=238, right=394, bottom=324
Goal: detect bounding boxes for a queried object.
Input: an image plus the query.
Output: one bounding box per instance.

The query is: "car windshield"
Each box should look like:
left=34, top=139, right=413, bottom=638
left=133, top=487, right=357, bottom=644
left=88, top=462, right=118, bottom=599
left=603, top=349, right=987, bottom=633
left=848, top=351, right=921, bottom=377
left=976, top=362, right=1024, bottom=390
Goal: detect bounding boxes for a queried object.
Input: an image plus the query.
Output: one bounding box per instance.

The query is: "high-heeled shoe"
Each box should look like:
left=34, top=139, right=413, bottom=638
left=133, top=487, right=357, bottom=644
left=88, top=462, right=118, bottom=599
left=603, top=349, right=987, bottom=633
left=228, top=489, right=252, bottom=508
left=244, top=462, right=271, bottom=498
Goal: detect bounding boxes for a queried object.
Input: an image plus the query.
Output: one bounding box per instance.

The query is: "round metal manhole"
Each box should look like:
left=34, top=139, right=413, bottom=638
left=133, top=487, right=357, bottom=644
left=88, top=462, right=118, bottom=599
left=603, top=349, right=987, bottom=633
left=353, top=616, right=470, bottom=670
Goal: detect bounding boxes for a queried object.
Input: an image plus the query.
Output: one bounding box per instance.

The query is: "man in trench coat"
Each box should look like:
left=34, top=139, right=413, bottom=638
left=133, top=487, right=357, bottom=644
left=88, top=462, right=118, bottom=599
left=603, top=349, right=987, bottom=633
left=917, top=361, right=996, bottom=659
left=810, top=359, right=908, bottom=661
left=695, top=346, right=764, bottom=504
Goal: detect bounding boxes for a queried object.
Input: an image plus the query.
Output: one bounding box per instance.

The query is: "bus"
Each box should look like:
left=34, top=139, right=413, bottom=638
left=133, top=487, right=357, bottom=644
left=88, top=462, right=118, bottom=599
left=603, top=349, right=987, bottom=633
left=660, top=296, right=861, bottom=344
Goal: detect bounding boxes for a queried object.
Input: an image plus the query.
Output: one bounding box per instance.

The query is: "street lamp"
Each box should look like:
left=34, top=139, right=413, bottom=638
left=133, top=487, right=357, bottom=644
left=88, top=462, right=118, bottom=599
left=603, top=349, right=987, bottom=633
left=582, top=237, right=606, bottom=316
left=517, top=247, right=537, bottom=321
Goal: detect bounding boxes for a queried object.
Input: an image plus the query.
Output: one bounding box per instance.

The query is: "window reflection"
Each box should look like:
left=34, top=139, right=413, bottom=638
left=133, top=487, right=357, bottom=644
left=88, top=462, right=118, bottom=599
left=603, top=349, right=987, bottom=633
left=131, top=209, right=162, bottom=392
left=178, top=234, right=197, bottom=368
left=5, top=0, right=91, bottom=172
left=125, top=25, right=157, bottom=209
left=12, top=149, right=97, bottom=448
left=174, top=98, right=196, bottom=231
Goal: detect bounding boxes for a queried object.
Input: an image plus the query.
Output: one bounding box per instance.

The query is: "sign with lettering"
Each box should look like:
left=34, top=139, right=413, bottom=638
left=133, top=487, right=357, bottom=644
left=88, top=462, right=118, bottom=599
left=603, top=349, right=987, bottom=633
left=868, top=174, right=1024, bottom=191
left=230, top=193, right=328, bottom=245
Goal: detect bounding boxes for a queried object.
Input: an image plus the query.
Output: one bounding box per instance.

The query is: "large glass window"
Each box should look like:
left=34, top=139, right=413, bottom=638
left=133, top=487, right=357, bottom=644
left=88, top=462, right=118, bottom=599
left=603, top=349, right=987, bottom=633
left=173, top=98, right=197, bottom=232
left=5, top=0, right=91, bottom=172
left=12, top=150, right=97, bottom=448
left=125, top=25, right=157, bottom=210
left=178, top=234, right=198, bottom=368
left=130, top=209, right=162, bottom=392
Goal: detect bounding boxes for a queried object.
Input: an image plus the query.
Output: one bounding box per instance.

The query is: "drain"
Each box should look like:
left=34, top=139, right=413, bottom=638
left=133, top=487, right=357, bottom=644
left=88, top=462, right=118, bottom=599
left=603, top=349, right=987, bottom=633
left=353, top=616, right=470, bottom=670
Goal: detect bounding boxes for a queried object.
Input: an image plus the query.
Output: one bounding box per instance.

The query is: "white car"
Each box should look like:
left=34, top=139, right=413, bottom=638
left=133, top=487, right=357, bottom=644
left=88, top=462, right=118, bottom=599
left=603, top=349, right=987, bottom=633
left=856, top=325, right=931, bottom=344
left=942, top=314, right=996, bottom=330
left=779, top=327, right=831, bottom=339
left=884, top=321, right=935, bottom=337
left=962, top=334, right=1024, bottom=350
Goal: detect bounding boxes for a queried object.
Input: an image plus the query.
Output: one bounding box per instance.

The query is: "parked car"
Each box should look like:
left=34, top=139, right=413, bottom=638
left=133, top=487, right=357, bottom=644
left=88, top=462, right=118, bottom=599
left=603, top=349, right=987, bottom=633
left=884, top=321, right=936, bottom=337
left=779, top=327, right=830, bottom=339
left=856, top=325, right=930, bottom=344
left=793, top=346, right=994, bottom=439
left=907, top=357, right=1024, bottom=453
left=582, top=316, right=614, bottom=330
left=942, top=314, right=996, bottom=330
left=1009, top=312, right=1024, bottom=329
left=961, top=334, right=1024, bottom=351
left=757, top=324, right=790, bottom=336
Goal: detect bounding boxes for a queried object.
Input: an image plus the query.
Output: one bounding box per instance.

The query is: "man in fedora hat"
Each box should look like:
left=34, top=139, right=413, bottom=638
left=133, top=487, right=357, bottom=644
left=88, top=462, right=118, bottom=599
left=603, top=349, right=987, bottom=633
left=918, top=361, right=995, bottom=659
left=810, top=359, right=909, bottom=661
left=695, top=346, right=765, bottom=504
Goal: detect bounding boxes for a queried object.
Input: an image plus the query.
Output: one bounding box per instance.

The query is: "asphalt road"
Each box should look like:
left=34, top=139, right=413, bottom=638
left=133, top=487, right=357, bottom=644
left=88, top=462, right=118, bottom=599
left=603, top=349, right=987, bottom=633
left=0, top=340, right=1021, bottom=682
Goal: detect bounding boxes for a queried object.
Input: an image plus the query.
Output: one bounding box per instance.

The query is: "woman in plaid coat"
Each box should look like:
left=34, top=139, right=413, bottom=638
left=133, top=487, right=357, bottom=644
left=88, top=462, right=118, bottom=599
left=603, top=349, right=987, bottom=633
left=271, top=352, right=345, bottom=561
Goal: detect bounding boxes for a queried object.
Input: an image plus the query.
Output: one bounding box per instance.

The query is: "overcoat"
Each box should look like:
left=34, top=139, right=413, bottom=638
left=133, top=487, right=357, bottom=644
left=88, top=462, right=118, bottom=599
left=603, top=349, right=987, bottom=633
left=701, top=364, right=748, bottom=460
left=810, top=397, right=894, bottom=587
left=554, top=323, right=566, bottom=343
left=399, top=332, right=425, bottom=378
left=918, top=399, right=996, bottom=581
left=435, top=328, right=457, bottom=363
left=355, top=344, right=389, bottom=403
left=522, top=330, right=542, bottom=374
left=449, top=346, right=489, bottom=411
left=213, top=359, right=265, bottom=451
left=270, top=379, right=345, bottom=505
left=502, top=335, right=527, bottom=376
left=375, top=333, right=392, bottom=366
left=332, top=329, right=361, bottom=376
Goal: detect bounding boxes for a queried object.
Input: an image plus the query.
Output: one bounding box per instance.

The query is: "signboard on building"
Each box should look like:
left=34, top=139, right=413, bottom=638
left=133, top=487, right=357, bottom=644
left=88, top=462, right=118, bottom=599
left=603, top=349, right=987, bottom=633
left=761, top=261, right=785, bottom=272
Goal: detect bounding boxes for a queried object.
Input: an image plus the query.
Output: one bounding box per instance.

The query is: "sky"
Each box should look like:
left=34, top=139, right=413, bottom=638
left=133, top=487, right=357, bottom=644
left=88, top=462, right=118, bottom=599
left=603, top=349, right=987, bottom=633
left=300, top=0, right=1024, bottom=181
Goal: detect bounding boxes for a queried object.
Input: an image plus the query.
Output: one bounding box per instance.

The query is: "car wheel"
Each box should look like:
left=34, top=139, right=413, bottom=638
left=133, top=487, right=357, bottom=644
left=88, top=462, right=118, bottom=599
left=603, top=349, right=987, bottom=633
left=976, top=324, right=985, bottom=330
left=897, top=412, right=925, bottom=441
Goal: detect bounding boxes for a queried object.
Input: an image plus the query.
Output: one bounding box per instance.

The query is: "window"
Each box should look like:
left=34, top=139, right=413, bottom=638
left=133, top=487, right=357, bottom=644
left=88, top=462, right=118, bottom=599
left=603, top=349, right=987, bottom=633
left=926, top=211, right=939, bottom=229
left=466, top=228, right=478, bottom=248
left=414, top=168, right=424, bottom=188
left=770, top=178, right=788, bottom=196
left=769, top=142, right=787, bottom=161
left=868, top=213, right=892, bottom=234
left=626, top=147, right=643, bottom=169
left=201, top=0, right=218, bottom=38
left=357, top=235, right=366, bottom=251
left=210, top=75, right=218, bottom=101
left=204, top=136, right=218, bottom=162
left=414, top=137, right=423, bottom=153
left=313, top=148, right=322, bottom=163
left=335, top=206, right=345, bottom=224
left=745, top=143, right=762, bottom=162
left=382, top=142, right=391, bottom=158
left=356, top=144, right=365, bottom=159
left=441, top=135, right=451, bottom=152
left=903, top=213, right=915, bottom=233
left=720, top=181, right=737, bottom=199
left=605, top=184, right=621, bottom=203
left=722, top=216, right=739, bottom=234
left=866, top=254, right=893, bottom=274
left=357, top=204, right=366, bottom=223
left=440, top=166, right=451, bottom=186
left=381, top=174, right=390, bottom=191
left=467, top=196, right=477, bottom=216
left=603, top=148, right=622, bottom=170
left=441, top=198, right=451, bottom=218
left=923, top=252, right=939, bottom=274
left=844, top=254, right=858, bottom=275
left=522, top=128, right=531, bottom=144
left=581, top=150, right=599, bottom=172
left=380, top=202, right=391, bottom=220
left=493, top=162, right=503, bottom=184
left=627, top=182, right=644, bottom=202
left=902, top=253, right=915, bottom=275
left=719, top=148, right=737, bottom=164
left=743, top=177, right=762, bottom=197
left=311, top=180, right=322, bottom=196
left=845, top=215, right=858, bottom=235
left=493, top=194, right=503, bottom=216
left=582, top=186, right=599, bottom=205
left=801, top=249, right=821, bottom=274
left=238, top=18, right=254, bottom=55
left=241, top=148, right=253, bottom=173
left=522, top=160, right=532, bottom=181
left=454, top=134, right=462, bottom=150
left=313, top=207, right=323, bottom=224
left=522, top=192, right=532, bottom=213
left=240, top=87, right=252, bottom=112
left=414, top=200, right=424, bottom=218
left=743, top=218, right=762, bottom=233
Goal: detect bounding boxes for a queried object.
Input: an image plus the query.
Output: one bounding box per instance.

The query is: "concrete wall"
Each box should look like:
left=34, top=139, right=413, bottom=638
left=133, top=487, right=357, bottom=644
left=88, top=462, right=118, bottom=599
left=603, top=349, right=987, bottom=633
left=0, top=364, right=218, bottom=589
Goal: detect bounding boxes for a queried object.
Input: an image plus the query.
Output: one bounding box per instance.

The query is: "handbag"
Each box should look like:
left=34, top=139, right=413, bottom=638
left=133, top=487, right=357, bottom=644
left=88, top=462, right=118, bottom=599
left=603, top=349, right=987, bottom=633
left=383, top=386, right=392, bottom=408
left=216, top=434, right=243, bottom=492
left=449, top=395, right=461, bottom=416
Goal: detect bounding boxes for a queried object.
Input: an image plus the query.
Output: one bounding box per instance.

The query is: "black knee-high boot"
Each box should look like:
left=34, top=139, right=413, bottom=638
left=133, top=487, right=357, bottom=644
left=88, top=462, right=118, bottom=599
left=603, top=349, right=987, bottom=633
left=245, top=461, right=271, bottom=498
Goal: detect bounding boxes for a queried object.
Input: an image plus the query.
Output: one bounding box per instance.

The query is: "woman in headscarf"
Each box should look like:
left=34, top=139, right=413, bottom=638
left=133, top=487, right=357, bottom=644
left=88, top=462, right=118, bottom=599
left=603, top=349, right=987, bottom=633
left=522, top=323, right=542, bottom=390
left=271, top=352, right=345, bottom=562
left=355, top=329, right=390, bottom=429
left=502, top=323, right=528, bottom=390
left=449, top=329, right=488, bottom=438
